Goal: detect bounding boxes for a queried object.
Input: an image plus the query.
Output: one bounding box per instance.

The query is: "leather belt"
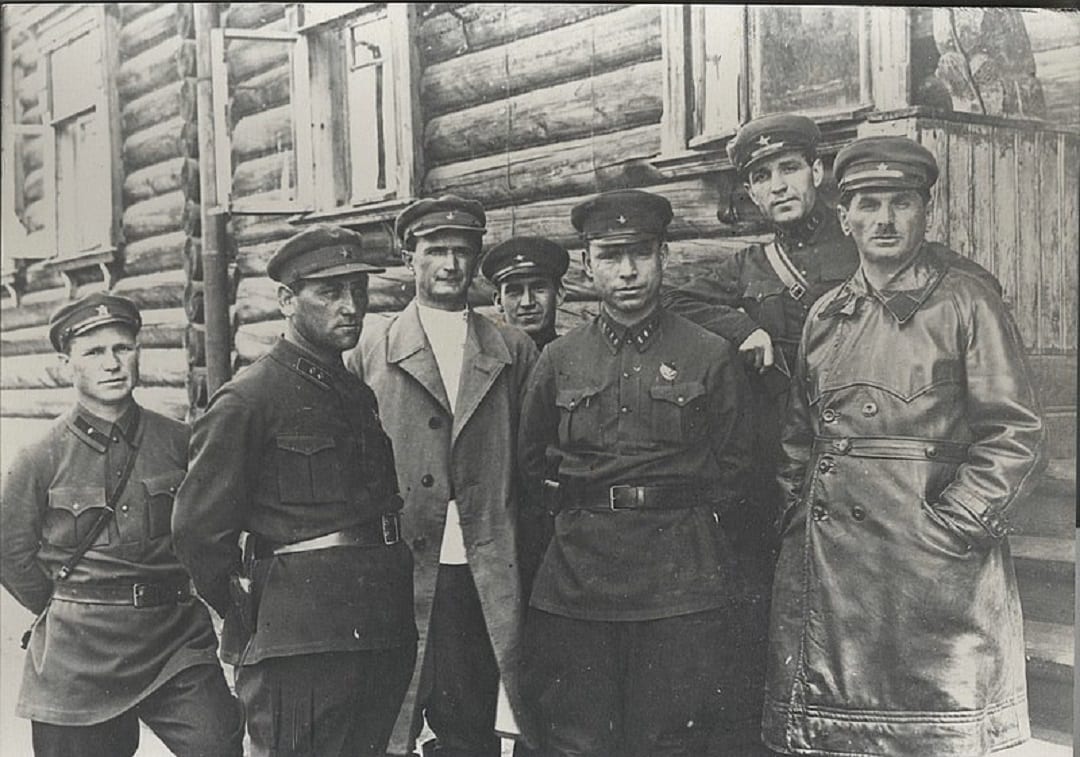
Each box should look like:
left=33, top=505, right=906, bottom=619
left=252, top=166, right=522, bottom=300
left=255, top=513, right=402, bottom=559
left=52, top=579, right=193, bottom=608
left=559, top=483, right=715, bottom=512
left=813, top=436, right=969, bottom=464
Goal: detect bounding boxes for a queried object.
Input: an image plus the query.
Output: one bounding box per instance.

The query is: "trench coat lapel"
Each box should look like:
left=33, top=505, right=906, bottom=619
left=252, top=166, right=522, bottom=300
left=386, top=301, right=452, bottom=415
left=452, top=314, right=511, bottom=445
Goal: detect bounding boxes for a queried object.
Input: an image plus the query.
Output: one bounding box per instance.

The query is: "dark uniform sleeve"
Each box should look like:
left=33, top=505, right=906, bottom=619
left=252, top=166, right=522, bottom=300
left=776, top=336, right=815, bottom=531
left=0, top=444, right=53, bottom=614
left=936, top=283, right=1047, bottom=547
left=172, top=389, right=257, bottom=616
left=661, top=250, right=762, bottom=348
left=518, top=347, right=559, bottom=499
left=706, top=341, right=755, bottom=509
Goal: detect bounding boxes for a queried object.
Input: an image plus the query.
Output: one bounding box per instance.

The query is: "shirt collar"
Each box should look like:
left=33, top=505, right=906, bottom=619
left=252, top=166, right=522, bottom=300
left=819, top=243, right=948, bottom=323
left=774, top=197, right=829, bottom=250
left=598, top=307, right=663, bottom=354
left=67, top=402, right=141, bottom=452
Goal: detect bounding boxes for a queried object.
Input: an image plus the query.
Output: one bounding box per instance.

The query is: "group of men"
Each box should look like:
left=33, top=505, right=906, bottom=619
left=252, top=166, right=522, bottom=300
left=0, top=112, right=1046, bottom=757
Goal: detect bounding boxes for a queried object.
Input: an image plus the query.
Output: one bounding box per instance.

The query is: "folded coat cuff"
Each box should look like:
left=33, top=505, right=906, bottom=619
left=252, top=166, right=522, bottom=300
left=939, top=487, right=1009, bottom=540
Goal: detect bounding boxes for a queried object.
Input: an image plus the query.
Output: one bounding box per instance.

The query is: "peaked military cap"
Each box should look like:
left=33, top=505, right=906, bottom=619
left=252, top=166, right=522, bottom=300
left=49, top=292, right=142, bottom=352
left=267, top=224, right=384, bottom=286
left=727, top=113, right=821, bottom=175
left=394, top=195, right=486, bottom=249
left=571, top=189, right=673, bottom=246
left=833, top=136, right=939, bottom=194
left=481, top=236, right=570, bottom=285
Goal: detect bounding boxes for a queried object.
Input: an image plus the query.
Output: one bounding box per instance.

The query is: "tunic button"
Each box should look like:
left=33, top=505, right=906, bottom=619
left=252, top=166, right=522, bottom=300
left=861, top=401, right=878, bottom=417
left=812, top=503, right=828, bottom=521
left=620, top=406, right=630, bottom=414
left=851, top=505, right=866, bottom=521
left=623, top=372, right=631, bottom=379
left=822, top=408, right=837, bottom=423
left=832, top=438, right=852, bottom=454
left=121, top=505, right=129, bottom=513
left=72, top=503, right=80, bottom=510
left=412, top=537, right=427, bottom=551
left=925, top=446, right=938, bottom=459
left=421, top=474, right=435, bottom=487
left=817, top=458, right=834, bottom=473
left=428, top=416, right=443, bottom=430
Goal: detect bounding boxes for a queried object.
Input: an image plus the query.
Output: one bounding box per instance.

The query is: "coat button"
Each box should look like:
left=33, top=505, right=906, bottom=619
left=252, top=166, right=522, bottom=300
left=851, top=505, right=866, bottom=521
left=428, top=416, right=443, bottom=430
left=812, top=503, right=829, bottom=521
left=925, top=446, right=938, bottom=459
left=832, top=438, right=851, bottom=454
left=412, top=537, right=427, bottom=551
left=421, top=474, right=435, bottom=487
left=822, top=408, right=837, bottom=423
left=817, top=458, right=834, bottom=473
left=861, top=401, right=878, bottom=417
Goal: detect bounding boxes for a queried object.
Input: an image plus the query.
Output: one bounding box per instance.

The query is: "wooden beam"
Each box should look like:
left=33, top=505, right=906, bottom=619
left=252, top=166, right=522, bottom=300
left=0, top=348, right=188, bottom=390
left=0, top=386, right=189, bottom=420
left=122, top=190, right=188, bottom=243
left=232, top=102, right=293, bottom=162
left=123, top=116, right=199, bottom=171
left=123, top=156, right=199, bottom=205
left=223, top=3, right=286, bottom=31
left=123, top=230, right=189, bottom=276
left=118, top=2, right=183, bottom=60
left=117, top=35, right=185, bottom=101
left=121, top=78, right=194, bottom=134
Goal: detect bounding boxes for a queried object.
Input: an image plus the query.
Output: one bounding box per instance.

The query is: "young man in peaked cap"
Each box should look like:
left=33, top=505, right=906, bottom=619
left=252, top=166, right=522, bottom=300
left=763, top=136, right=1043, bottom=756
left=518, top=189, right=756, bottom=756
left=482, top=236, right=571, bottom=352
left=173, top=224, right=417, bottom=756
left=1, top=292, right=243, bottom=757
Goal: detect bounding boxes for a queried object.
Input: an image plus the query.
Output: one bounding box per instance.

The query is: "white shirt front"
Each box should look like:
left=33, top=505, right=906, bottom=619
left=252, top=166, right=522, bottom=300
left=415, top=303, right=469, bottom=565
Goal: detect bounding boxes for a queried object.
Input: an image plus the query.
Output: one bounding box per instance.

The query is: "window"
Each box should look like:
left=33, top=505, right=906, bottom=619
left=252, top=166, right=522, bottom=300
left=211, top=3, right=420, bottom=219
left=2, top=4, right=122, bottom=265
left=660, top=5, right=909, bottom=159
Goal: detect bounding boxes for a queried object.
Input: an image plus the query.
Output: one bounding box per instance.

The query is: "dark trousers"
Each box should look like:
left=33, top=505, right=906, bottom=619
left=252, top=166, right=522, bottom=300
left=31, top=663, right=243, bottom=757
left=524, top=606, right=770, bottom=757
left=419, top=564, right=501, bottom=757
left=237, top=646, right=415, bottom=757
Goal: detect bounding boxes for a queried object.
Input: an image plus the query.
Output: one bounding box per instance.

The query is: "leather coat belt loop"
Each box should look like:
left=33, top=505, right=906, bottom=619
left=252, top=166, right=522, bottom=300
left=812, top=436, right=970, bottom=464
left=52, top=579, right=194, bottom=608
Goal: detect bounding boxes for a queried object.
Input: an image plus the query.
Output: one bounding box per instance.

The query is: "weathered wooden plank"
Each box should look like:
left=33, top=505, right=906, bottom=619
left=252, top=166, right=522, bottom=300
left=122, top=190, right=187, bottom=243
left=1060, top=135, right=1079, bottom=353
left=228, top=214, right=298, bottom=248
left=1033, top=44, right=1080, bottom=128
left=121, top=78, right=194, bottom=134
left=1, top=349, right=187, bottom=390
left=422, top=5, right=660, bottom=117
left=236, top=229, right=400, bottom=278
left=232, top=103, right=293, bottom=161
left=231, top=150, right=295, bottom=199
left=0, top=286, right=69, bottom=332
left=969, top=125, right=996, bottom=275
left=123, top=117, right=198, bottom=170
left=123, top=157, right=199, bottom=205
left=124, top=230, right=188, bottom=276
left=424, top=59, right=664, bottom=165
left=224, top=2, right=285, bottom=31
left=117, top=36, right=193, bottom=102
left=424, top=124, right=661, bottom=208
left=916, top=120, right=950, bottom=247
left=991, top=127, right=1020, bottom=308
left=235, top=312, right=394, bottom=366
left=1026, top=354, right=1078, bottom=410
left=112, top=269, right=188, bottom=311
left=418, top=4, right=620, bottom=66
left=1, top=387, right=188, bottom=420
left=121, top=3, right=159, bottom=24
left=119, top=2, right=182, bottom=60
left=2, top=309, right=188, bottom=357
left=1037, top=132, right=1062, bottom=351
left=232, top=63, right=290, bottom=122
left=1015, top=129, right=1041, bottom=349
left=946, top=122, right=974, bottom=259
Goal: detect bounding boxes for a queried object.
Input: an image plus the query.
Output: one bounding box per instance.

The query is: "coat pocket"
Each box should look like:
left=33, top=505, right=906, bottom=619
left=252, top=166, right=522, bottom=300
left=648, top=381, right=708, bottom=442
left=919, top=498, right=974, bottom=557
left=275, top=435, right=346, bottom=503
left=555, top=387, right=604, bottom=447
left=45, top=487, right=109, bottom=549
left=143, top=470, right=186, bottom=539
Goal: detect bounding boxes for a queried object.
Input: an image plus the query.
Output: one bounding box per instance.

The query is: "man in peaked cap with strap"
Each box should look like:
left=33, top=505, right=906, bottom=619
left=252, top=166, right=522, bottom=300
left=763, top=136, right=1041, bottom=756
left=173, top=224, right=417, bottom=757
left=347, top=196, right=538, bottom=757
left=1, top=292, right=243, bottom=757
left=518, top=189, right=755, bottom=756
left=482, top=236, right=571, bottom=352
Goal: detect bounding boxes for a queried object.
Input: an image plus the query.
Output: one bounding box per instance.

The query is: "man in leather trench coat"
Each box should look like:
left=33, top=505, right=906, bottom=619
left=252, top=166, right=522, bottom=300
left=763, top=136, right=1046, bottom=756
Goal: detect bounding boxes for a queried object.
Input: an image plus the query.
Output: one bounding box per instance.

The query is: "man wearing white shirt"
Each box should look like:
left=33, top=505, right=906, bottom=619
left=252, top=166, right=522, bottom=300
left=348, top=196, right=539, bottom=757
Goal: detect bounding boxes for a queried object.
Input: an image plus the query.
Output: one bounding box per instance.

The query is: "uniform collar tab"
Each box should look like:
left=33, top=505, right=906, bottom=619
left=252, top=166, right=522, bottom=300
left=67, top=403, right=141, bottom=452
left=599, top=308, right=663, bottom=353
left=272, top=338, right=338, bottom=390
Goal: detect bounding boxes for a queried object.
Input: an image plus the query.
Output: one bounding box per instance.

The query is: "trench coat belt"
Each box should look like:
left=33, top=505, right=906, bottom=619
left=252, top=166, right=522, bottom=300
left=812, top=436, right=970, bottom=464
left=559, top=483, right=716, bottom=512
left=52, top=578, right=194, bottom=608
left=255, top=512, right=403, bottom=559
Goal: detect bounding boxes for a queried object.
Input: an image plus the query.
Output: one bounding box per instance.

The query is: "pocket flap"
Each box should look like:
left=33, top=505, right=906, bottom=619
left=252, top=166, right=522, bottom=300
left=649, top=381, right=707, bottom=407
left=48, top=486, right=107, bottom=514
left=276, top=435, right=336, bottom=456
left=744, top=278, right=787, bottom=300
left=143, top=469, right=186, bottom=497
left=555, top=387, right=601, bottom=411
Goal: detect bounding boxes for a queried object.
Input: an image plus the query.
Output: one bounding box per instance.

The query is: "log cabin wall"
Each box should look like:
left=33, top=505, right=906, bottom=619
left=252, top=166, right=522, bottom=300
left=1, top=3, right=199, bottom=421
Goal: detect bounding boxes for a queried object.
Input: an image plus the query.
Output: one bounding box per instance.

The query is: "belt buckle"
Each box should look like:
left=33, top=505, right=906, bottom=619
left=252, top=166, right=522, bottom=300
left=381, top=513, right=401, bottom=545
left=132, top=583, right=158, bottom=608
left=609, top=485, right=635, bottom=511
left=788, top=282, right=807, bottom=301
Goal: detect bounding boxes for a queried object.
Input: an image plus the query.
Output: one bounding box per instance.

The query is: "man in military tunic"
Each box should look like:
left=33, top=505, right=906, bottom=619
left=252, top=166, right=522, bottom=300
left=518, top=190, right=755, bottom=756
left=482, top=236, right=571, bottom=352
left=1, top=293, right=243, bottom=757
left=172, top=225, right=417, bottom=757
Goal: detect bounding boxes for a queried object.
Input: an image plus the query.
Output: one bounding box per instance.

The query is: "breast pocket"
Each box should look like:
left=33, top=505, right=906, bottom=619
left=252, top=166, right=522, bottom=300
left=275, top=435, right=346, bottom=503
left=45, top=487, right=109, bottom=549
left=143, top=470, right=186, bottom=539
left=649, top=381, right=708, bottom=443
left=555, top=387, right=604, bottom=447
left=743, top=278, right=788, bottom=324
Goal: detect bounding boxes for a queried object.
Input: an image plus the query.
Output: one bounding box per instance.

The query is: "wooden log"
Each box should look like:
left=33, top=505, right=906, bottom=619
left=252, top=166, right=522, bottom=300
left=234, top=312, right=395, bottom=366
left=235, top=227, right=400, bottom=278
left=119, top=3, right=181, bottom=60
left=224, top=3, right=285, bottom=30
left=112, top=269, right=187, bottom=311
left=232, top=103, right=293, bottom=161
left=0, top=285, right=68, bottom=332
left=186, top=324, right=206, bottom=366
left=226, top=19, right=289, bottom=83
left=23, top=264, right=65, bottom=295
left=1, top=308, right=187, bottom=357
left=182, top=198, right=201, bottom=239
left=21, top=141, right=43, bottom=174
left=185, top=279, right=205, bottom=323
left=24, top=167, right=44, bottom=205
left=424, top=59, right=663, bottom=165
left=122, top=190, right=187, bottom=243
left=123, top=157, right=199, bottom=205
left=422, top=5, right=660, bottom=117
left=232, top=64, right=291, bottom=121
left=231, top=151, right=296, bottom=199
left=121, top=78, right=194, bottom=134
left=123, top=117, right=199, bottom=171
left=1, top=386, right=188, bottom=420
left=121, top=3, right=160, bottom=25
left=117, top=36, right=184, bottom=101
left=0, top=348, right=187, bottom=390
left=419, top=4, right=621, bottom=66
left=22, top=199, right=48, bottom=234
left=123, top=230, right=188, bottom=276
left=184, top=237, right=203, bottom=282
left=424, top=124, right=661, bottom=208
left=228, top=213, right=298, bottom=248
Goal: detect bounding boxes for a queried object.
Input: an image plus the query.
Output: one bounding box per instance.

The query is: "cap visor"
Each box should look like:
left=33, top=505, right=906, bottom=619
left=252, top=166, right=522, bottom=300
left=297, top=262, right=386, bottom=280
left=68, top=316, right=139, bottom=341
left=840, top=177, right=928, bottom=194
left=587, top=232, right=657, bottom=247
left=412, top=224, right=486, bottom=237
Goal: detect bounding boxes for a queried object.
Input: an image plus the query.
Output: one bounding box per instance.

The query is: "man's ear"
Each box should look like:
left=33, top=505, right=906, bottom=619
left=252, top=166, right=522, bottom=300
left=658, top=241, right=669, bottom=270
left=401, top=250, right=414, bottom=270
left=923, top=196, right=935, bottom=230
left=491, top=289, right=503, bottom=312
left=836, top=204, right=851, bottom=237
left=811, top=157, right=825, bottom=188
left=580, top=249, right=594, bottom=281
left=277, top=283, right=297, bottom=317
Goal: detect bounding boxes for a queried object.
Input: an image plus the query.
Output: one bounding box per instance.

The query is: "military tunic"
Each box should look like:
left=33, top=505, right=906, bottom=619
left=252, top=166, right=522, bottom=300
left=0, top=404, right=221, bottom=725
